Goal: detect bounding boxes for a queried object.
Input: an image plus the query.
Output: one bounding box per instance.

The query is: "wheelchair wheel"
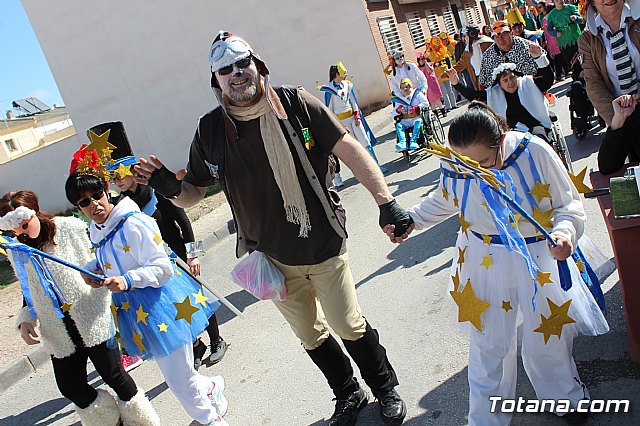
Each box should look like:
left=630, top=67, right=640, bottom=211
left=429, top=112, right=446, bottom=146
left=552, top=123, right=574, bottom=174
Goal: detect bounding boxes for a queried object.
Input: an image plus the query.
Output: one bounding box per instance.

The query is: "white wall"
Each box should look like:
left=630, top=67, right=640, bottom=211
left=0, top=134, right=82, bottom=213
left=20, top=0, right=390, bottom=179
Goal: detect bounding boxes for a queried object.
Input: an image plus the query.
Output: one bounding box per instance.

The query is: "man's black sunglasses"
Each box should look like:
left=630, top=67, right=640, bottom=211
left=217, top=56, right=253, bottom=76
left=77, top=191, right=104, bottom=208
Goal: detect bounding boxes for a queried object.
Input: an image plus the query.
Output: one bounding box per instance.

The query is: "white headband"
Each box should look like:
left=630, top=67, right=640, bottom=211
left=0, top=206, right=36, bottom=231
left=208, top=30, right=253, bottom=73
left=491, top=63, right=518, bottom=85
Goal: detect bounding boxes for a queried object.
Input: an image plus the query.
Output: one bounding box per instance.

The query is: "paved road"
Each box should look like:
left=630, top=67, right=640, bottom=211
left=1, top=81, right=639, bottom=425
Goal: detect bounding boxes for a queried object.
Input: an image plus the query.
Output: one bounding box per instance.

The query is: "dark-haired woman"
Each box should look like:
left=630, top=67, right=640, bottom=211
left=384, top=103, right=608, bottom=425
left=0, top=190, right=159, bottom=426
left=64, top=172, right=228, bottom=426
left=448, top=42, right=555, bottom=139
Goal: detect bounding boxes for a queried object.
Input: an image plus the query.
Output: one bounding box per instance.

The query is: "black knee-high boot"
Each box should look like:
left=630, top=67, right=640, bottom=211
left=342, top=321, right=399, bottom=398
left=306, top=335, right=359, bottom=399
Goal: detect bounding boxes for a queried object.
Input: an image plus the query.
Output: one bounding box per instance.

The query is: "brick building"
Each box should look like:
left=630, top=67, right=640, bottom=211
left=363, top=0, right=492, bottom=67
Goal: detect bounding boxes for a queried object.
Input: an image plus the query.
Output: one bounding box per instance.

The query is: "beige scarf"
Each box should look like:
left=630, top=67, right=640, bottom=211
left=226, top=96, right=310, bottom=238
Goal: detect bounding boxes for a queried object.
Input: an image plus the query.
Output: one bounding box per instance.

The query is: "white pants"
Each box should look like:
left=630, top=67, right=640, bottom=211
left=155, top=343, right=217, bottom=424
left=341, top=115, right=370, bottom=148
left=456, top=236, right=591, bottom=426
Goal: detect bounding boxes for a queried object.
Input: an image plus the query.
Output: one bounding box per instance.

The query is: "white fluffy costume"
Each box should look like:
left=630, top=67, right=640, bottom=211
left=10, top=216, right=114, bottom=358
left=407, top=132, right=608, bottom=425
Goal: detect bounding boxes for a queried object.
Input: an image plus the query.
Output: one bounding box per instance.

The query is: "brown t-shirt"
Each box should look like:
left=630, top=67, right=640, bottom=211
left=185, top=89, right=347, bottom=265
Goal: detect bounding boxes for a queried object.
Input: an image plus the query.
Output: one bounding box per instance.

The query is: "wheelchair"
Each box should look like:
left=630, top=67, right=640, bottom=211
left=549, top=112, right=573, bottom=174
left=394, top=106, right=446, bottom=163
left=531, top=112, right=573, bottom=174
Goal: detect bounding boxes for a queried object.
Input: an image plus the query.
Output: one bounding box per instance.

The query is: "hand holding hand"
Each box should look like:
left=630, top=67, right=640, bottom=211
left=187, top=257, right=201, bottom=277
left=103, top=276, right=128, bottom=293
left=379, top=199, right=415, bottom=238
left=19, top=322, right=40, bottom=345
left=383, top=223, right=415, bottom=243
left=549, top=234, right=573, bottom=261
left=528, top=43, right=542, bottom=59
left=134, top=155, right=187, bottom=197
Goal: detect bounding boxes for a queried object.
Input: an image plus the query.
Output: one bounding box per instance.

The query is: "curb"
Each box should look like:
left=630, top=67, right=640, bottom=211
left=0, top=346, right=49, bottom=393
left=202, top=219, right=236, bottom=252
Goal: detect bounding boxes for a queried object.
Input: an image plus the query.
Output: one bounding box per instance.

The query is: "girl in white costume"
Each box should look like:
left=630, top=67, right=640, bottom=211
left=64, top=171, right=228, bottom=426
left=385, top=103, right=608, bottom=425
left=319, top=62, right=388, bottom=176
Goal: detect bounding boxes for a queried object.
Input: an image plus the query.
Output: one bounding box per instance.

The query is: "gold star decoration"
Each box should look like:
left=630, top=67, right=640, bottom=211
left=532, top=206, right=553, bottom=229
left=482, top=234, right=493, bottom=246
left=175, top=268, right=182, bottom=276
left=115, top=163, right=133, bottom=179
left=453, top=196, right=459, bottom=207
left=158, top=322, right=169, bottom=333
left=110, top=303, right=119, bottom=327
left=533, top=298, right=576, bottom=344
left=123, top=245, right=131, bottom=253
left=60, top=302, right=72, bottom=313
left=575, top=259, right=585, bottom=273
left=193, top=289, right=209, bottom=308
left=442, top=187, right=449, bottom=201
left=535, top=270, right=554, bottom=287
left=120, top=300, right=132, bottom=311
left=529, top=181, right=551, bottom=203
left=451, top=269, right=461, bottom=291
left=131, top=330, right=146, bottom=353
left=84, top=129, right=117, bottom=159
left=457, top=246, right=467, bottom=265
left=89, top=247, right=95, bottom=254
left=501, top=300, right=513, bottom=312
left=104, top=263, right=112, bottom=270
left=450, top=280, right=491, bottom=332
left=481, top=202, right=490, bottom=212
left=173, top=295, right=200, bottom=324
left=153, top=233, right=162, bottom=244
left=459, top=213, right=471, bottom=237
left=510, top=214, right=523, bottom=228
left=480, top=254, right=494, bottom=270
left=568, top=166, right=593, bottom=194
left=136, top=304, right=149, bottom=325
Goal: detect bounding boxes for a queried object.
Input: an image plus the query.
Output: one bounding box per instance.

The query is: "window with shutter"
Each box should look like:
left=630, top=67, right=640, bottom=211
left=442, top=5, right=458, bottom=34
left=377, top=15, right=403, bottom=53
left=425, top=9, right=441, bottom=37
left=406, top=11, right=426, bottom=48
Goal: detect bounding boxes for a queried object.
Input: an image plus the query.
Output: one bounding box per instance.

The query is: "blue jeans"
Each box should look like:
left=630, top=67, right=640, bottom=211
left=395, top=120, right=421, bottom=152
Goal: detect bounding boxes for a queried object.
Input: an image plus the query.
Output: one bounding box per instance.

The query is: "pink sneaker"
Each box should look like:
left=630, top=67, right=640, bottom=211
left=208, top=376, right=228, bottom=417
left=121, top=354, right=143, bottom=372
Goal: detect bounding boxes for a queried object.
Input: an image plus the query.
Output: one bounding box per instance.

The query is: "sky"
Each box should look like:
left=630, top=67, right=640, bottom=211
left=0, top=0, right=64, bottom=115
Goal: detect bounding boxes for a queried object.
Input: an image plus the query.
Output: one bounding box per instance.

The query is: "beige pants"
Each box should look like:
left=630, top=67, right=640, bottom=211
left=269, top=253, right=366, bottom=350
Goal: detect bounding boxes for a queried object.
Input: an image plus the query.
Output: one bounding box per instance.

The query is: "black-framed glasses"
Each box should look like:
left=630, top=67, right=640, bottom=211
left=77, top=191, right=104, bottom=208
left=485, top=145, right=501, bottom=169
left=217, top=56, right=253, bottom=76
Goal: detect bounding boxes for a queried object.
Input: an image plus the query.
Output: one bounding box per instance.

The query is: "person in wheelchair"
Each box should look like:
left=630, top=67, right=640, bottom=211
left=391, top=78, right=429, bottom=153
left=447, top=42, right=554, bottom=140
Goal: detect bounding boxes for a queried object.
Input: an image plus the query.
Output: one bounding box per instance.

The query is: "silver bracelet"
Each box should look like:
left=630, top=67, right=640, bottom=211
left=185, top=240, right=205, bottom=258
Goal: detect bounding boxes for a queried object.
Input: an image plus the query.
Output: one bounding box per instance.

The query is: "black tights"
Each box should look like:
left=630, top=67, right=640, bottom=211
left=52, top=316, right=137, bottom=408
left=194, top=313, right=221, bottom=347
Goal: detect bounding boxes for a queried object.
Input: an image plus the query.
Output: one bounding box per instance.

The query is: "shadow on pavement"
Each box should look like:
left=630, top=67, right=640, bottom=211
left=0, top=397, right=77, bottom=426
left=356, top=215, right=459, bottom=288
left=215, top=289, right=259, bottom=327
